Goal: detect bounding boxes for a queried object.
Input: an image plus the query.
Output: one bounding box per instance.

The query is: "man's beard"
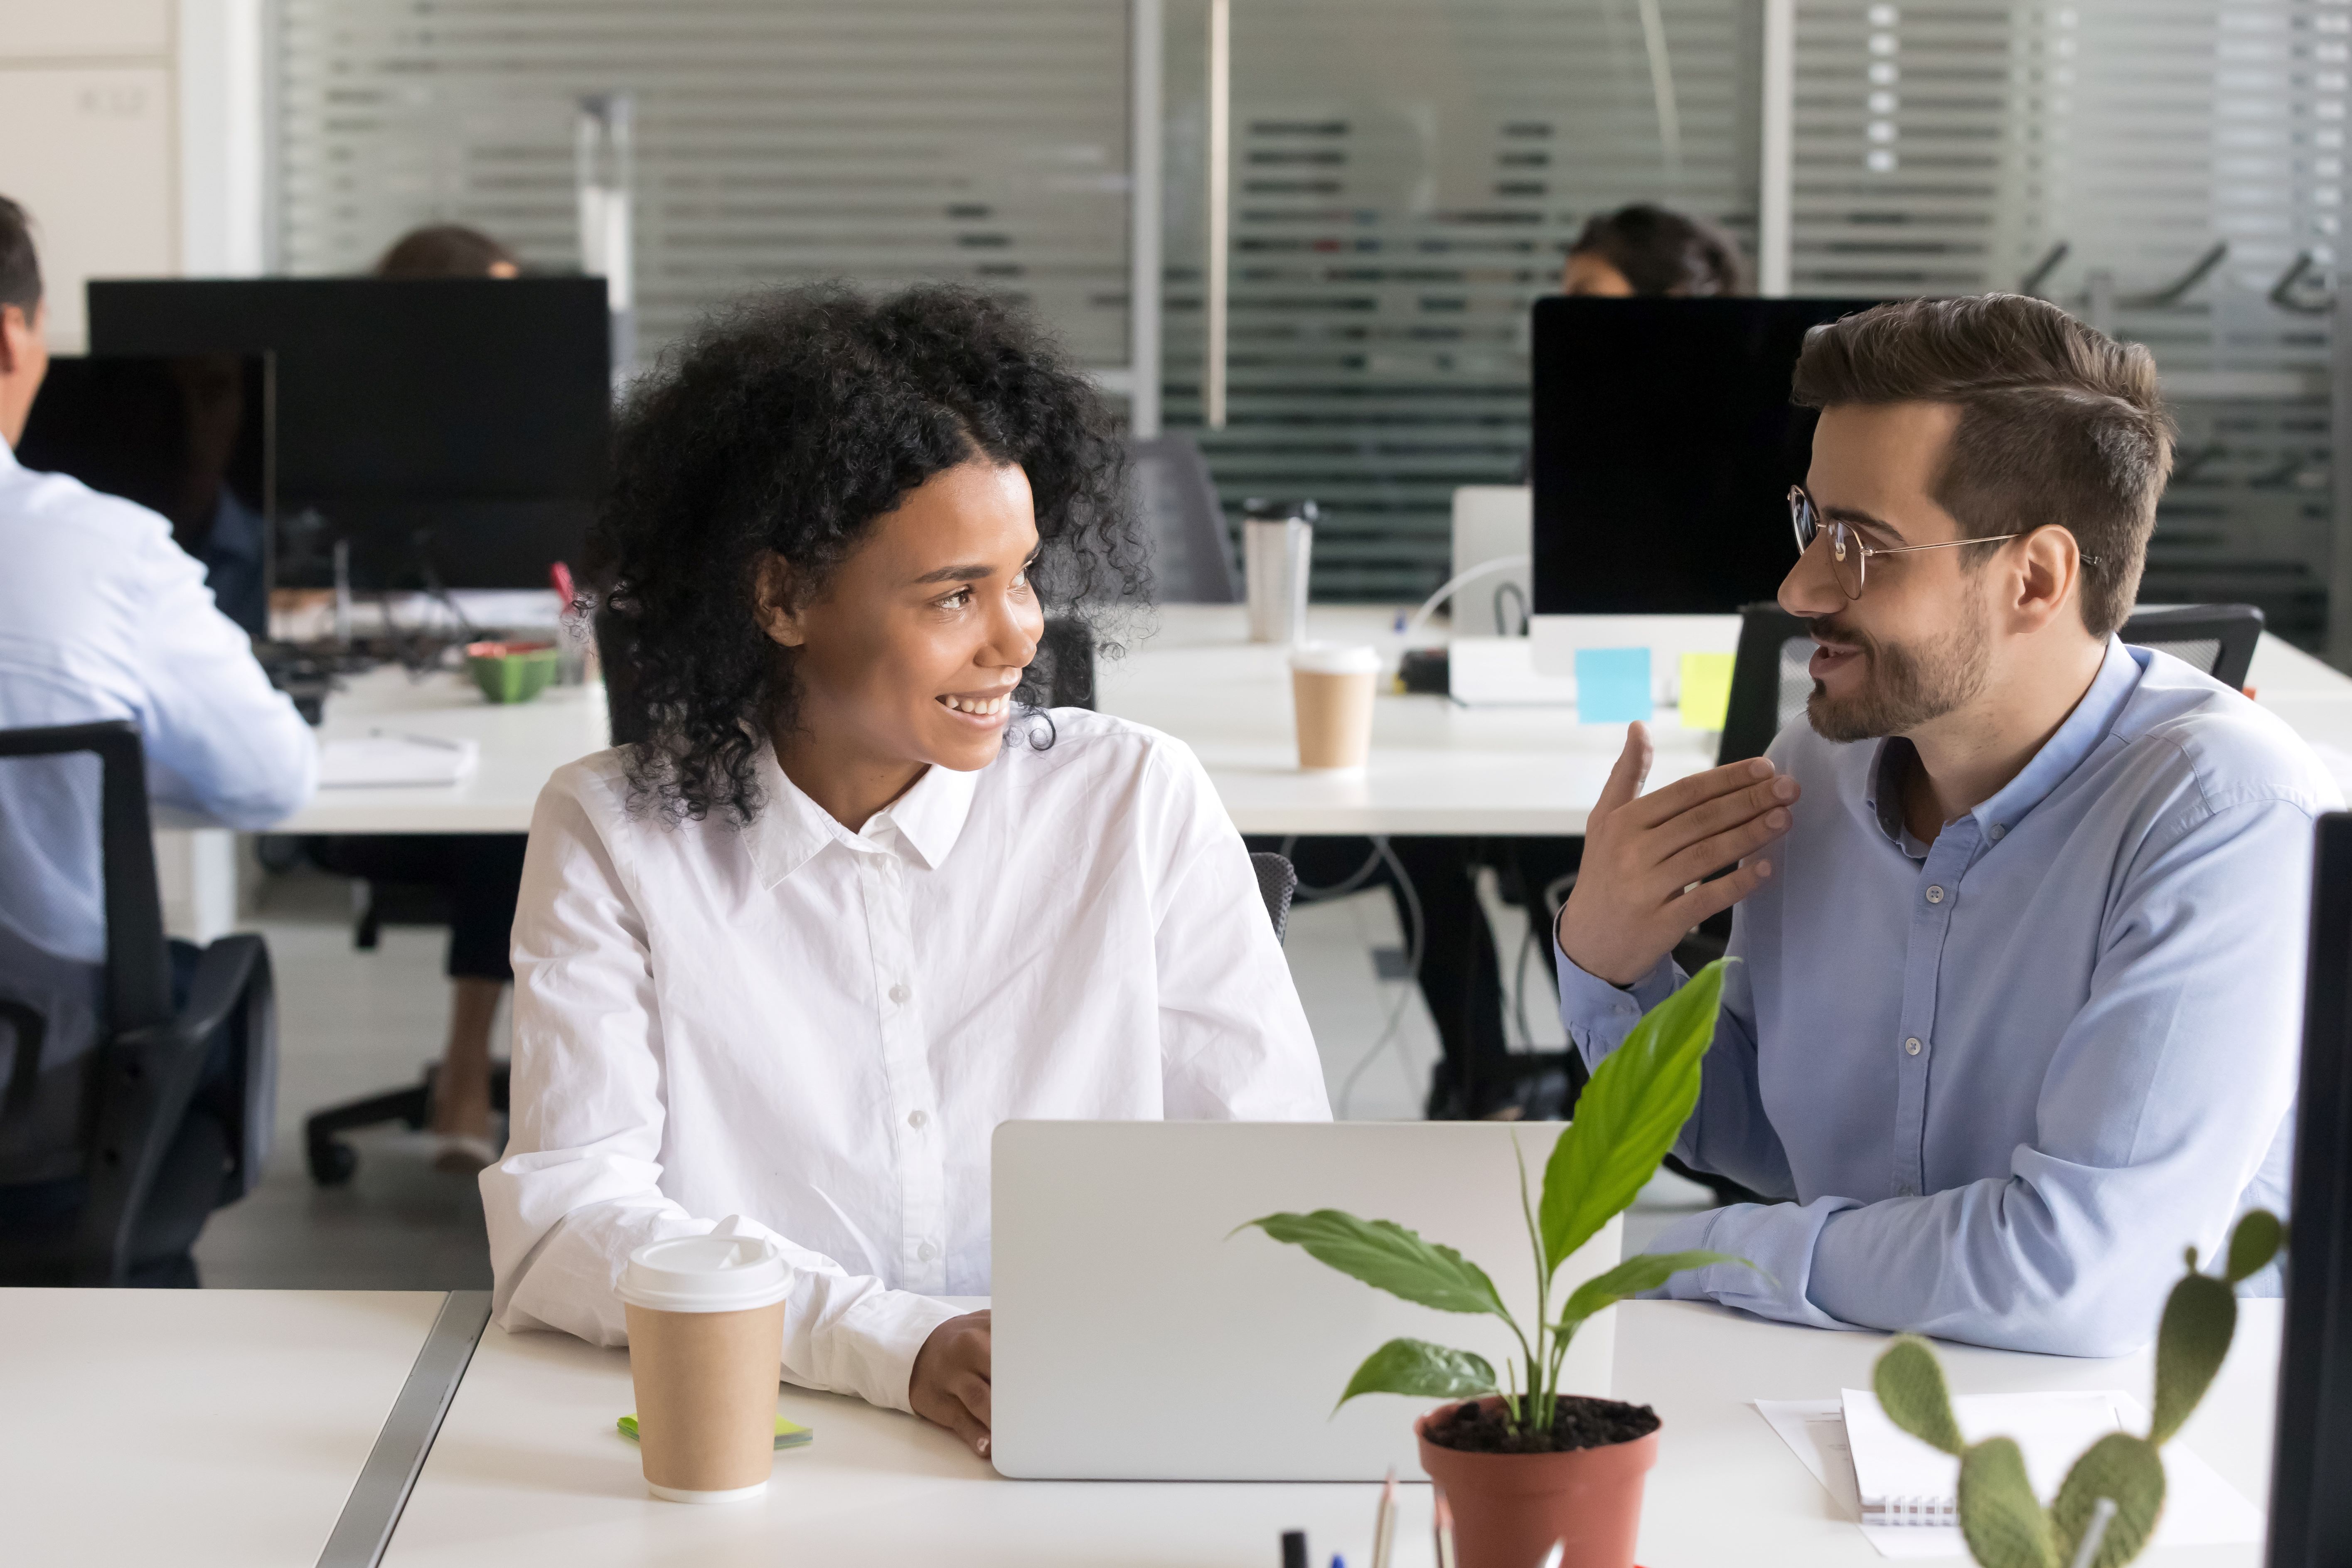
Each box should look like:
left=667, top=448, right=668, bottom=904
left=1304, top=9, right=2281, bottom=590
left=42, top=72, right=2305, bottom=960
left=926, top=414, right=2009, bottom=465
left=1806, top=601, right=1992, bottom=743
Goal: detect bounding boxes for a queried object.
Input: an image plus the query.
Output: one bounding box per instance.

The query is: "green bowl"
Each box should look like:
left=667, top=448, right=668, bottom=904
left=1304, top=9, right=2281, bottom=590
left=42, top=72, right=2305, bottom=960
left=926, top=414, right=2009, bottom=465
left=466, top=641, right=561, bottom=704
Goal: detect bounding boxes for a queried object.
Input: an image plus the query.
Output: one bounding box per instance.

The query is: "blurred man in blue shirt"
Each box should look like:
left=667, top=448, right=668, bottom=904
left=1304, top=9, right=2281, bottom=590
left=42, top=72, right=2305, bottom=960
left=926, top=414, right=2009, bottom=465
left=0, top=194, right=315, bottom=1274
left=1555, top=293, right=2336, bottom=1355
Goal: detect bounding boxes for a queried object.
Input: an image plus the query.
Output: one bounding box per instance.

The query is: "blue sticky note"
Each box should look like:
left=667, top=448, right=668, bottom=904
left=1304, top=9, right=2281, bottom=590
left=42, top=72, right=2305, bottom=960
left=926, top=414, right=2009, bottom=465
left=1575, top=647, right=1653, bottom=724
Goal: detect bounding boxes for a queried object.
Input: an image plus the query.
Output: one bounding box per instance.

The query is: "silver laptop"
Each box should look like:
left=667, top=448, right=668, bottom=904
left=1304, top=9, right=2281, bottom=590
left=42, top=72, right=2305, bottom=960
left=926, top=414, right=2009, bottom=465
left=989, top=1121, right=1623, bottom=1481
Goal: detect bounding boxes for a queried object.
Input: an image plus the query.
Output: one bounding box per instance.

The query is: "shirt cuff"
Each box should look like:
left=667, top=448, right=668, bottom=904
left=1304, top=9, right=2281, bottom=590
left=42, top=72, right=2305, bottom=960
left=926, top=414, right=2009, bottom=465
left=1555, top=946, right=1684, bottom=1070
left=1634, top=1197, right=1865, bottom=1331
left=828, top=1289, right=972, bottom=1415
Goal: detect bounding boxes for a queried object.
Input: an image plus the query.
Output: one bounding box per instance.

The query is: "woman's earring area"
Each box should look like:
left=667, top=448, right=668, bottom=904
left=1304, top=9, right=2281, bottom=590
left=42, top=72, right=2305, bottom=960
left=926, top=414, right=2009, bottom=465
left=752, top=555, right=806, bottom=649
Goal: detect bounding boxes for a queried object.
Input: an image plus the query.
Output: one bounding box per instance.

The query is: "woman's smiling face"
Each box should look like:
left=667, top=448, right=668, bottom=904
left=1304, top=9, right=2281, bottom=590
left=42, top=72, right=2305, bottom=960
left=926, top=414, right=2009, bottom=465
left=757, top=457, right=1044, bottom=779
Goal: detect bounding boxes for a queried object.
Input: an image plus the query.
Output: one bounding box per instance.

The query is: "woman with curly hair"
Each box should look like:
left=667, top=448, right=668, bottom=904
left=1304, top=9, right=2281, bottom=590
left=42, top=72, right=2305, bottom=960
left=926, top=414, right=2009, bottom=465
left=480, top=284, right=1327, bottom=1456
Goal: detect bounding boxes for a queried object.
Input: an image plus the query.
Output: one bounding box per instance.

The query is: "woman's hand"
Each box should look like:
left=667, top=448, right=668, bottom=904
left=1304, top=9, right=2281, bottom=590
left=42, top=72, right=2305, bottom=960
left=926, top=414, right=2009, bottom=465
left=910, top=1310, right=992, bottom=1457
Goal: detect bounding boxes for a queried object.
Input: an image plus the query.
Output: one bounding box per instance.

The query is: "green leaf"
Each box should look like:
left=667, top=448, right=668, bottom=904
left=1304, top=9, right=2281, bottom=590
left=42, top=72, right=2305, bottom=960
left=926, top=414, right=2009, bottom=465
left=1539, top=960, right=1729, bottom=1273
left=2150, top=1272, right=2236, bottom=1447
left=2049, top=1432, right=2165, bottom=1568
left=1554, top=1250, right=1756, bottom=1337
left=1238, top=1210, right=1507, bottom=1317
left=1956, top=1438, right=2060, bottom=1568
left=1873, top=1336, right=1965, bottom=1456
left=1335, top=1338, right=1499, bottom=1411
left=2224, top=1210, right=2285, bottom=1287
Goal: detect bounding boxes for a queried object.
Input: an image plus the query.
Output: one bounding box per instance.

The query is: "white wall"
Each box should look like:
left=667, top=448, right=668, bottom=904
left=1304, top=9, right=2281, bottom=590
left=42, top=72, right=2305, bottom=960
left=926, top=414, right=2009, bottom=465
left=0, top=0, right=263, bottom=350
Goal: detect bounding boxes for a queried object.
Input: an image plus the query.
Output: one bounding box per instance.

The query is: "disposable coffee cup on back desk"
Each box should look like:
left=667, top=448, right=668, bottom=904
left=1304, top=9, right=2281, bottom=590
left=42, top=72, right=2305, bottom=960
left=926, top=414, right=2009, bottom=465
left=1290, top=642, right=1380, bottom=771
left=619, top=1226, right=791, bottom=1503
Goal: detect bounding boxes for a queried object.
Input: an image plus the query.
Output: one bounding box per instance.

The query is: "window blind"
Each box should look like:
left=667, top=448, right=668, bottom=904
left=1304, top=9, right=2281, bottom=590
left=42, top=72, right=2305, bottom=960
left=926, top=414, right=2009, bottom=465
left=274, top=0, right=1134, bottom=371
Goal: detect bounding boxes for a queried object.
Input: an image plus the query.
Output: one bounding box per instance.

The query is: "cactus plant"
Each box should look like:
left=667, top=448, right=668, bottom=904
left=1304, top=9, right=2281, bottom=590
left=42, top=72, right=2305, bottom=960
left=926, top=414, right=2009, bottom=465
left=1869, top=1210, right=2284, bottom=1568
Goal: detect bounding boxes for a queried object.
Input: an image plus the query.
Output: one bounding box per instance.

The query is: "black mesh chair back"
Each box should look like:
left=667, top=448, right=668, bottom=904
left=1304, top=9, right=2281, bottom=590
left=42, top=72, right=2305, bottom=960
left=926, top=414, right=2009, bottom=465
left=0, top=720, right=276, bottom=1284
left=1250, top=852, right=1299, bottom=946
left=2120, top=603, right=2263, bottom=691
left=1129, top=434, right=1241, bottom=603
left=1717, top=604, right=1815, bottom=767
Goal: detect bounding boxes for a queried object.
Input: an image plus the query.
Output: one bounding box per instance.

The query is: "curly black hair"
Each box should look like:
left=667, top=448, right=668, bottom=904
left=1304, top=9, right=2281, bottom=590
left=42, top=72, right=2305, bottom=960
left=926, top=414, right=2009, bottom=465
left=588, top=282, right=1145, bottom=825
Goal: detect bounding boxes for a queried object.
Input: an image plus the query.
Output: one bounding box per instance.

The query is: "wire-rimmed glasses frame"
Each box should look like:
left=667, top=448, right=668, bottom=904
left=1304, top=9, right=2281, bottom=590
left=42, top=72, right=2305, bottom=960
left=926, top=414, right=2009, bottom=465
left=1787, top=485, right=2099, bottom=601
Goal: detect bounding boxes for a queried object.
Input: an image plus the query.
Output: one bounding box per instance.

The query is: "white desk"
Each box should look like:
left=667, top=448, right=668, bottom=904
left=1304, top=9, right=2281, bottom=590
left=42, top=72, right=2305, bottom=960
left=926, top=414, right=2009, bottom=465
left=376, top=1301, right=2278, bottom=1568
left=0, top=1288, right=456, bottom=1566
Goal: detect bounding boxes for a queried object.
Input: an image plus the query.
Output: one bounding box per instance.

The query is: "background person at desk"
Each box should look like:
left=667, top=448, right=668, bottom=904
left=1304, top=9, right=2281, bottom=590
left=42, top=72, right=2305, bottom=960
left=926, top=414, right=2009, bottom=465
left=0, top=194, right=317, bottom=1281
left=1555, top=294, right=2336, bottom=1355
left=303, top=222, right=531, bottom=1173
left=481, top=284, right=1328, bottom=1456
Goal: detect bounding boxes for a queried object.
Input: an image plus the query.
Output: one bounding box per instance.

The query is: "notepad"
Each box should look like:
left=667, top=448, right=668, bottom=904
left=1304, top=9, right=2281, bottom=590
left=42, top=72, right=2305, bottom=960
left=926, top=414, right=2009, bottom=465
left=1575, top=647, right=1653, bottom=724
left=317, top=733, right=480, bottom=788
left=618, top=1413, right=812, bottom=1450
left=1754, top=1393, right=2263, bottom=1560
left=1678, top=651, right=1736, bottom=731
left=1842, top=1386, right=2125, bottom=1526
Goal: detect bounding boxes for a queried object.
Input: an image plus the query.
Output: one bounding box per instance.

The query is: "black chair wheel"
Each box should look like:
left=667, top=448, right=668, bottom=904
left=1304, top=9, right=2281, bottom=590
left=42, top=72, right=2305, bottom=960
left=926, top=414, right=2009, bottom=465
left=308, top=1139, right=358, bottom=1186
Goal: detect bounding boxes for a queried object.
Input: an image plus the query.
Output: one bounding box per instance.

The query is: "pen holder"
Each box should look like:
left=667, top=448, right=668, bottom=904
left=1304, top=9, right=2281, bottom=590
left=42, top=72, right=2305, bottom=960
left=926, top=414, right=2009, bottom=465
left=466, top=640, right=561, bottom=704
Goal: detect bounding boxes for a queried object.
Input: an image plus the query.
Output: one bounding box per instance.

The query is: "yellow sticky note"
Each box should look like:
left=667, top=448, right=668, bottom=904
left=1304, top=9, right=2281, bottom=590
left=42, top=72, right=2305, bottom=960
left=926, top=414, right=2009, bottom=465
left=1678, top=652, right=1736, bottom=731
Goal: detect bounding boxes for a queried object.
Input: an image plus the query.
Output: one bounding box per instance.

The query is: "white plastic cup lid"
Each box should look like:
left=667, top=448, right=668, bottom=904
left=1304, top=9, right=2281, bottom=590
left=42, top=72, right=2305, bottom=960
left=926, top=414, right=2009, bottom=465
left=1289, top=642, right=1380, bottom=676
left=618, top=1228, right=790, bottom=1313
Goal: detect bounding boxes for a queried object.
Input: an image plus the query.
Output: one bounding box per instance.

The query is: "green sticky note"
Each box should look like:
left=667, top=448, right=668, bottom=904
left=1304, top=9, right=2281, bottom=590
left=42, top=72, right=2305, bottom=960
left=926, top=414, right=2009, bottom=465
left=1679, top=652, right=1736, bottom=731
left=618, top=1413, right=813, bottom=1450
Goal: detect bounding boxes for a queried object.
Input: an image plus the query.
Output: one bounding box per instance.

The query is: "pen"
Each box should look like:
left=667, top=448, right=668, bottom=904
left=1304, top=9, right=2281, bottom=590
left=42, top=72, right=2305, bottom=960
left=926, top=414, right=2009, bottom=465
left=368, top=728, right=468, bottom=752
left=1432, top=1489, right=1456, bottom=1568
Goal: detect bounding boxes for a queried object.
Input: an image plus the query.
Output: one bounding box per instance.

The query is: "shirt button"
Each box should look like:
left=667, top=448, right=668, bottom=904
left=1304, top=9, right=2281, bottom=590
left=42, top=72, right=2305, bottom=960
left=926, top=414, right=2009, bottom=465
left=916, top=1241, right=938, bottom=1263
left=1904, top=1037, right=1923, bottom=1056
left=1897, top=1183, right=1918, bottom=1197
left=1924, top=885, right=1946, bottom=905
left=908, top=1109, right=928, bottom=1129
left=1989, top=825, right=2005, bottom=841
left=889, top=982, right=910, bottom=1004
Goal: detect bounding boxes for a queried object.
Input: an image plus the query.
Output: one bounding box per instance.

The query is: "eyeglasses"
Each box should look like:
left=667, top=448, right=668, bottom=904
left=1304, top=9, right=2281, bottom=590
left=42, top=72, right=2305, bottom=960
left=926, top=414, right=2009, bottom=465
left=1788, top=486, right=2099, bottom=601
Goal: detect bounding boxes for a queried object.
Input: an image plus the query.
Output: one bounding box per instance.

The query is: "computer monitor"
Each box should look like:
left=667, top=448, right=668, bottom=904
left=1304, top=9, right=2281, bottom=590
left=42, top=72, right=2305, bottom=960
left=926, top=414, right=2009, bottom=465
left=1525, top=297, right=1879, bottom=679
left=13, top=353, right=273, bottom=637
left=2268, top=811, right=2352, bottom=1567
left=86, top=277, right=608, bottom=593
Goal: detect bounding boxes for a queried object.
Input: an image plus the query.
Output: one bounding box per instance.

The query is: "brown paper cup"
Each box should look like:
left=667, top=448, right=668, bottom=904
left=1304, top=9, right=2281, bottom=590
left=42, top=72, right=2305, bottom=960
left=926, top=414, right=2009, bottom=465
left=625, top=1299, right=788, bottom=1502
left=618, top=1227, right=792, bottom=1503
left=1291, top=647, right=1378, bottom=770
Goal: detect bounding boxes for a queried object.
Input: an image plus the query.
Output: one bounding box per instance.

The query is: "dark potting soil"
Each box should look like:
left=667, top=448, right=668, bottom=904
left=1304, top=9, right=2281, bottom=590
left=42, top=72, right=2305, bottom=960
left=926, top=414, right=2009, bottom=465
left=1425, top=1396, right=1660, bottom=1456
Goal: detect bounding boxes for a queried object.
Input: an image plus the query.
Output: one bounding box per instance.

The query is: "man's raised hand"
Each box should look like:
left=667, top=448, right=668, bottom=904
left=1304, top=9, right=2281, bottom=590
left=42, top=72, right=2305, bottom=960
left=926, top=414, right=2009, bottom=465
left=1554, top=722, right=1799, bottom=987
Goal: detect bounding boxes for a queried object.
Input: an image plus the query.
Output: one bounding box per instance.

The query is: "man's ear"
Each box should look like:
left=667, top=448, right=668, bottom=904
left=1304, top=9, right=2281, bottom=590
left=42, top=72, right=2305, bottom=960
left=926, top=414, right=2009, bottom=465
left=751, top=552, right=807, bottom=648
left=2007, top=524, right=2083, bottom=633
left=0, top=304, right=24, bottom=375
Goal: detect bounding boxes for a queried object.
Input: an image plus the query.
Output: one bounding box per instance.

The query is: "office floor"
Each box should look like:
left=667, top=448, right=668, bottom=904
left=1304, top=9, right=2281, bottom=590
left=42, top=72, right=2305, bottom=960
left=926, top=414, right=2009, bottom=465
left=192, top=866, right=1712, bottom=1289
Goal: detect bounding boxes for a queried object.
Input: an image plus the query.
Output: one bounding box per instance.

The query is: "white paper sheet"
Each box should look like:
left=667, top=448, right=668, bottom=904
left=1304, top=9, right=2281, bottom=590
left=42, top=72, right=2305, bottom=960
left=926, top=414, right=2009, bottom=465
left=1753, top=1396, right=2263, bottom=1560
left=318, top=734, right=480, bottom=789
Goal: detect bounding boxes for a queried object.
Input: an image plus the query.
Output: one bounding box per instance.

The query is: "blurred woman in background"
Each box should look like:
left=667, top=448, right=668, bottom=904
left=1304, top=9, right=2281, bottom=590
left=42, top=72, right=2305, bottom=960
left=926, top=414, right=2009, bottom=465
left=1561, top=203, right=1749, bottom=297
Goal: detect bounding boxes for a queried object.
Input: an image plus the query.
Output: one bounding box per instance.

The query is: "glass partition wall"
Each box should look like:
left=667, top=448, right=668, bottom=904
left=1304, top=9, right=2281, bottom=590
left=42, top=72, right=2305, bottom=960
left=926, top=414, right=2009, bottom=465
left=273, top=0, right=2349, bottom=646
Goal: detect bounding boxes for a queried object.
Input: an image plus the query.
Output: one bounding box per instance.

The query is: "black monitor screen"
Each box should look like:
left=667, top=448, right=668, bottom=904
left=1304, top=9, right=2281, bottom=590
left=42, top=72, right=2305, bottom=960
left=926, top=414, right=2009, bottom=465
left=1530, top=296, right=1880, bottom=615
left=15, top=353, right=273, bottom=635
left=87, top=277, right=609, bottom=592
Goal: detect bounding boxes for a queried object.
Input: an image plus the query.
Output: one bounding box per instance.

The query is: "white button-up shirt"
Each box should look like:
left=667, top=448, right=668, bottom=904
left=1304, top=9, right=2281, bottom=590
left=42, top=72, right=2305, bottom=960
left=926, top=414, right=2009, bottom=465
left=482, top=710, right=1329, bottom=1413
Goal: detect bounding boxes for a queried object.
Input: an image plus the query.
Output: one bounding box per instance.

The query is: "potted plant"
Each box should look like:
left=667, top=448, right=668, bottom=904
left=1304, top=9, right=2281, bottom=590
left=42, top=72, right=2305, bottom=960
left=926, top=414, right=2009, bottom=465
left=1239, top=959, right=1753, bottom=1568
left=1870, top=1210, right=2283, bottom=1568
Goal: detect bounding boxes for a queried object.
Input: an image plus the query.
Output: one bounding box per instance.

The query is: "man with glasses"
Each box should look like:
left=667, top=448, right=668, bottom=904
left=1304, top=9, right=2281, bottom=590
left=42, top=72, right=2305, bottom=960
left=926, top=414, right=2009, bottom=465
left=1554, top=293, right=2335, bottom=1355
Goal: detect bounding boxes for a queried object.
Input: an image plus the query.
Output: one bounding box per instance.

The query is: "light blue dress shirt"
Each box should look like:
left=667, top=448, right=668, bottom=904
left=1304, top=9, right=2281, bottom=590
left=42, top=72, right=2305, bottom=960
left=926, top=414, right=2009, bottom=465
left=0, top=438, right=315, bottom=1063
left=1558, top=638, right=2339, bottom=1355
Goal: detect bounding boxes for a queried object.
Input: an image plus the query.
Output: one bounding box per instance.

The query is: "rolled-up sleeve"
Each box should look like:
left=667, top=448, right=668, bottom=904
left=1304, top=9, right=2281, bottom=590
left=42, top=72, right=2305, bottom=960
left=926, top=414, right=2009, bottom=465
left=481, top=775, right=962, bottom=1414
left=1643, top=795, right=2316, bottom=1356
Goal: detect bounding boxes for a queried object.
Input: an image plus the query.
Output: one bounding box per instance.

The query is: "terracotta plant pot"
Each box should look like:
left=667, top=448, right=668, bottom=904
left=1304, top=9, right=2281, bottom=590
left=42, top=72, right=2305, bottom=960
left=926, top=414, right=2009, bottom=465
left=1415, top=1397, right=1660, bottom=1568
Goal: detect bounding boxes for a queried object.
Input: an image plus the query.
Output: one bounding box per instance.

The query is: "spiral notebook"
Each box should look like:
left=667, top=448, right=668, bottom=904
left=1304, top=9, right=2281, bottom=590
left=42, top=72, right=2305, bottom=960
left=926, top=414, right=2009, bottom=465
left=1839, top=1387, right=2127, bottom=1526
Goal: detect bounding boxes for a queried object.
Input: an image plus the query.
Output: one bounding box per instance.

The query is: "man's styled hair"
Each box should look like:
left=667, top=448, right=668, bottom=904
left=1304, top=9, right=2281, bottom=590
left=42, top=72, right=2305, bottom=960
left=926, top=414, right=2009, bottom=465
left=1790, top=293, right=2174, bottom=639
left=374, top=223, right=520, bottom=279
left=0, top=195, right=41, bottom=315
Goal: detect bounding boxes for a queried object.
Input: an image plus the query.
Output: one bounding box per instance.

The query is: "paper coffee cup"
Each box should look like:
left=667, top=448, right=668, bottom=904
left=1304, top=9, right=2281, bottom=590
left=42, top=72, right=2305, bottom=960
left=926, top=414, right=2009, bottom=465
left=1290, top=642, right=1379, bottom=771
left=619, top=1227, right=792, bottom=1503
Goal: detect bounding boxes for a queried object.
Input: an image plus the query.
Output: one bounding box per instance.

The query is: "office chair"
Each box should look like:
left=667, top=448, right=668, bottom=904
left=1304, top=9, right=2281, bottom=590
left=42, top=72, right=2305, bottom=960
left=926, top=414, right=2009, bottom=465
left=0, top=721, right=276, bottom=1285
left=1251, top=853, right=1298, bottom=945
left=2119, top=603, right=2263, bottom=691
left=1129, top=435, right=1242, bottom=603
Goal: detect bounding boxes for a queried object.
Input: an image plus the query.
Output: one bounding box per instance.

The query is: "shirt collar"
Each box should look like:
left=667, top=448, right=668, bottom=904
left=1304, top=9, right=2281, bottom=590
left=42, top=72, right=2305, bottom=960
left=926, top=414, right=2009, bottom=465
left=1860, top=635, right=2143, bottom=847
left=0, top=439, right=18, bottom=474
left=745, top=740, right=981, bottom=888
